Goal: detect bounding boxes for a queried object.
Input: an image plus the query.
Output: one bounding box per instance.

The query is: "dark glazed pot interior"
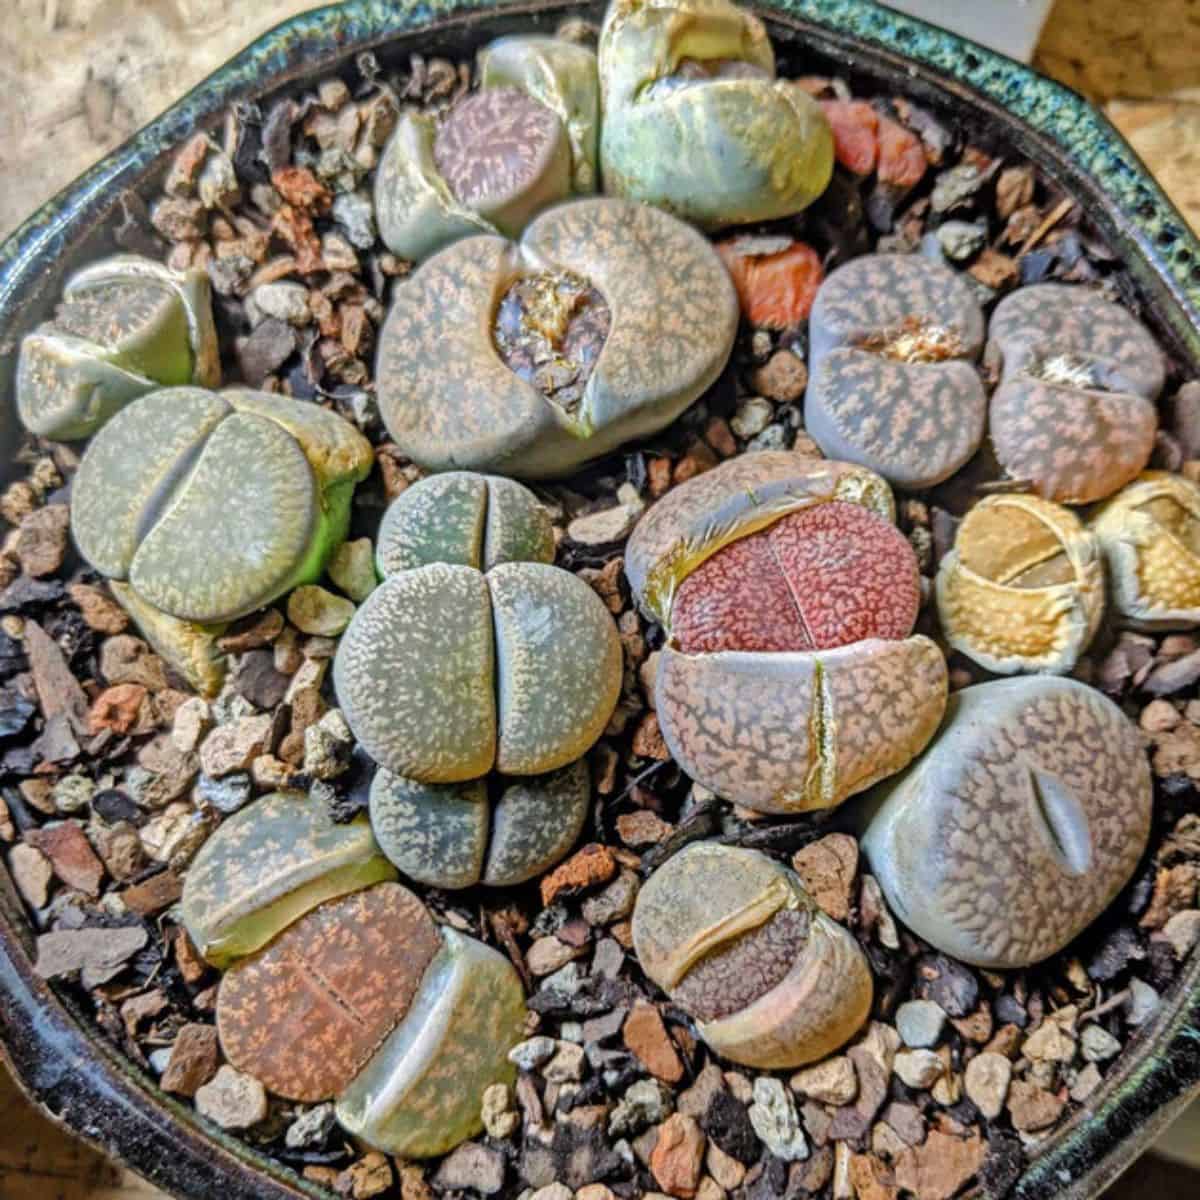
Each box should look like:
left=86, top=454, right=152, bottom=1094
left=1, top=2, right=1199, bottom=1198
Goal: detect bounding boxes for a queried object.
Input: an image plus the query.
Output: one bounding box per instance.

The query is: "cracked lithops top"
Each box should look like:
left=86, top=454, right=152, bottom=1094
left=17, top=254, right=219, bottom=440
left=598, top=0, right=833, bottom=228
left=986, top=284, right=1163, bottom=503
left=1091, top=472, right=1200, bottom=629
left=804, top=254, right=988, bottom=490
left=861, top=677, right=1153, bottom=968
left=937, top=493, right=1105, bottom=675
left=632, top=843, right=872, bottom=1069
left=70, top=387, right=373, bottom=625
left=375, top=196, right=738, bottom=477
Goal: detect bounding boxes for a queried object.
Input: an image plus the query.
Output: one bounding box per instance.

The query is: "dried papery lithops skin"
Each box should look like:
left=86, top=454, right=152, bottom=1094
left=598, top=0, right=833, bottom=228
left=805, top=254, right=987, bottom=490
left=1091, top=471, right=1200, bottom=629
left=936, top=494, right=1105, bottom=674
left=216, top=883, right=440, bottom=1102
left=181, top=791, right=397, bottom=968
left=985, top=284, right=1163, bottom=504
left=655, top=636, right=947, bottom=814
left=860, top=677, right=1153, bottom=968
left=333, top=564, right=497, bottom=782
left=671, top=500, right=920, bottom=653
left=369, top=758, right=589, bottom=888
left=625, top=452, right=896, bottom=626
left=17, top=254, right=219, bottom=440
left=336, top=928, right=526, bottom=1158
left=374, top=471, right=553, bottom=578
left=478, top=35, right=600, bottom=192
left=376, top=196, right=738, bottom=478
left=632, top=843, right=872, bottom=1068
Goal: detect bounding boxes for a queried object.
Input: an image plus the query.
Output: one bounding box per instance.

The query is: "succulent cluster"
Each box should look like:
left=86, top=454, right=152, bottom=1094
left=182, top=792, right=525, bottom=1157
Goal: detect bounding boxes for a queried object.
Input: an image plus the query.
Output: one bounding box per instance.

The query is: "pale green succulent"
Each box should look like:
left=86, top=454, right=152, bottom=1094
left=17, top=255, right=219, bottom=440
left=598, top=0, right=833, bottom=228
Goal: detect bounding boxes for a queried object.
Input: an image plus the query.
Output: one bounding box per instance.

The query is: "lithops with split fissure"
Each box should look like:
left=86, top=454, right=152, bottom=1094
left=937, top=493, right=1105, bottom=675
left=804, top=254, right=988, bottom=490
left=1091, top=472, right=1200, bottom=629
left=861, top=677, right=1153, bottom=968
left=625, top=453, right=948, bottom=813
left=632, top=843, right=872, bottom=1068
left=376, top=196, right=738, bottom=477
left=986, top=283, right=1164, bottom=503
left=598, top=0, right=833, bottom=228
left=17, top=254, right=219, bottom=440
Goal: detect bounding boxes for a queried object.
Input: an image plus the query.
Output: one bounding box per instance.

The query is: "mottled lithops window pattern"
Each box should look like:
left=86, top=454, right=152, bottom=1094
left=805, top=254, right=987, bottom=490
left=375, top=197, right=738, bottom=478
left=936, top=493, right=1105, bottom=674
left=862, top=678, right=1153, bottom=968
left=632, top=844, right=872, bottom=1068
left=986, top=284, right=1163, bottom=503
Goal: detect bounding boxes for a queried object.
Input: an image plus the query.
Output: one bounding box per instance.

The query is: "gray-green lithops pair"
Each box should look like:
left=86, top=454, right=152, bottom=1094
left=182, top=791, right=525, bottom=1158
left=598, top=0, right=834, bottom=228
left=17, top=255, right=219, bottom=440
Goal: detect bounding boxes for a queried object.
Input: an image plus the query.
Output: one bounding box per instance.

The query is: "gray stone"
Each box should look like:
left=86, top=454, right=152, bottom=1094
left=1128, top=978, right=1161, bottom=1027
left=895, top=999, right=947, bottom=1049
left=196, top=772, right=253, bottom=815
left=9, top=844, right=53, bottom=908
left=609, top=1078, right=673, bottom=1136
left=748, top=1076, right=808, bottom=1162
left=250, top=282, right=312, bottom=327
left=508, top=1036, right=557, bottom=1071
left=285, top=1103, right=337, bottom=1149
left=567, top=505, right=640, bottom=546
left=434, top=1142, right=505, bottom=1195
left=332, top=191, right=378, bottom=250
left=52, top=774, right=94, bottom=815
left=581, top=870, right=639, bottom=926
left=931, top=164, right=984, bottom=213
left=1164, top=909, right=1200, bottom=958
left=893, top=1049, right=945, bottom=1090
left=34, top=925, right=148, bottom=987
left=193, top=1065, right=268, bottom=1131
left=936, top=220, right=988, bottom=262
left=730, top=397, right=773, bottom=439
left=963, top=1052, right=1011, bottom=1120
left=1080, top=1024, right=1122, bottom=1063
left=747, top=423, right=790, bottom=453
left=542, top=1040, right=586, bottom=1083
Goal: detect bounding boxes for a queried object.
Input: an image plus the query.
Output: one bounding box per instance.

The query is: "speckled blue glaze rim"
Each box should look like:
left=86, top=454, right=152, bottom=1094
left=0, top=2, right=1197, bottom=1199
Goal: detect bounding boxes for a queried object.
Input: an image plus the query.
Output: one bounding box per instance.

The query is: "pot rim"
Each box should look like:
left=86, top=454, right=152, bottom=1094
left=1, top=2, right=1198, bottom=1198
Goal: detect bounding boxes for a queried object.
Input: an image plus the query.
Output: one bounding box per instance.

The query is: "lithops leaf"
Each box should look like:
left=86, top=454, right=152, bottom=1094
left=217, top=883, right=440, bottom=1102
left=181, top=791, right=397, bottom=968
left=861, top=677, right=1152, bottom=968
left=655, top=636, right=948, bottom=814
left=479, top=34, right=601, bottom=192
left=334, top=564, right=497, bottom=782
left=484, top=476, right=556, bottom=570
left=937, top=493, right=1104, bottom=674
left=625, top=453, right=895, bottom=626
left=489, top=561, right=622, bottom=775
left=336, top=928, right=526, bottom=1158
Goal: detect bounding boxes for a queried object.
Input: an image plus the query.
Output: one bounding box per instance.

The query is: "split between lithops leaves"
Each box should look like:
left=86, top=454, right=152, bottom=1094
left=861, top=676, right=1152, bottom=968
left=632, top=843, right=872, bottom=1069
left=937, top=493, right=1105, bottom=675
left=17, top=254, right=219, bottom=440
left=597, top=0, right=833, bottom=228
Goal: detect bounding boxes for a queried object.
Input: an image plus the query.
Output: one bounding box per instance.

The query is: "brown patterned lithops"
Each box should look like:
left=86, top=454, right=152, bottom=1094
left=861, top=677, right=1153, bottom=968
left=937, top=494, right=1105, bottom=674
left=375, top=196, right=738, bottom=477
left=986, top=284, right=1163, bottom=503
left=17, top=254, right=219, bottom=439
left=1091, top=472, right=1200, bottom=629
left=805, top=254, right=987, bottom=490
left=632, top=844, right=872, bottom=1069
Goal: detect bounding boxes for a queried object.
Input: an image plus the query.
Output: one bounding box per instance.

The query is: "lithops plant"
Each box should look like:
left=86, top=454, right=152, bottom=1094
left=804, top=254, right=988, bottom=490
left=597, top=0, right=833, bottom=228
left=71, top=387, right=373, bottom=628
left=625, top=453, right=947, bottom=812
left=986, top=283, right=1164, bottom=503
left=17, top=254, right=219, bottom=440
left=936, top=493, right=1105, bottom=674
left=376, top=197, right=738, bottom=477
left=632, top=843, right=872, bottom=1069
left=1091, top=471, right=1200, bottom=628
left=861, top=677, right=1153, bottom=968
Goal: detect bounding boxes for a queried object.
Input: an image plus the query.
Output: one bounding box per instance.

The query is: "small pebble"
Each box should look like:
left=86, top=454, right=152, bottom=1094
left=508, top=1036, right=557, bottom=1071
left=567, top=505, right=641, bottom=546
left=609, top=1078, right=672, bottom=1136
left=789, top=1055, right=858, bottom=1106
left=963, top=1052, right=1011, bottom=1120
left=1163, top=909, right=1200, bottom=958
left=194, top=1065, right=268, bottom=1131
left=893, top=1048, right=944, bottom=1090
left=52, top=775, right=94, bottom=815
left=288, top=586, right=355, bottom=636
left=286, top=1103, right=338, bottom=1149
left=251, top=281, right=312, bottom=326
left=328, top=538, right=377, bottom=602
left=1080, top=1024, right=1122, bottom=1063
left=748, top=1076, right=808, bottom=1162
left=480, top=1082, right=519, bottom=1140
left=1127, top=978, right=1161, bottom=1026
left=935, top=220, right=987, bottom=262
left=8, top=844, right=53, bottom=909
left=434, top=1142, right=505, bottom=1196
left=730, top=398, right=773, bottom=439
left=543, top=1040, right=586, bottom=1083
left=896, top=999, right=947, bottom=1049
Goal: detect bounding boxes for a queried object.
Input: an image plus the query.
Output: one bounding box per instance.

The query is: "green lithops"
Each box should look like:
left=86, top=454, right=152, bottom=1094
left=598, top=0, right=833, bottom=228
left=180, top=791, right=397, bottom=969
left=71, top=387, right=373, bottom=627
left=17, top=255, right=219, bottom=439
left=370, top=758, right=589, bottom=889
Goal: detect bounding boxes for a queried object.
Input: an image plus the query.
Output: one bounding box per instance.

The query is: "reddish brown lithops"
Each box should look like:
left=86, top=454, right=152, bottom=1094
left=632, top=843, right=872, bottom=1069
left=937, top=493, right=1105, bottom=674
left=861, top=677, right=1153, bottom=968
left=805, top=254, right=987, bottom=490
left=986, top=284, right=1163, bottom=504
left=1091, top=471, right=1200, bottom=629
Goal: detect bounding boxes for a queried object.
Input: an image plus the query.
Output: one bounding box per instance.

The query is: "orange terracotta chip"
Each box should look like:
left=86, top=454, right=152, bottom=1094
left=876, top=115, right=927, bottom=190
left=716, top=241, right=824, bottom=330
left=819, top=100, right=878, bottom=176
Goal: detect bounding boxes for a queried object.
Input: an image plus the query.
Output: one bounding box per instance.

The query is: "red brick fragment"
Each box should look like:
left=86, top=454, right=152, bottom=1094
left=716, top=240, right=824, bottom=330
left=821, top=100, right=879, bottom=175
left=540, top=843, right=617, bottom=905
left=877, top=115, right=927, bottom=190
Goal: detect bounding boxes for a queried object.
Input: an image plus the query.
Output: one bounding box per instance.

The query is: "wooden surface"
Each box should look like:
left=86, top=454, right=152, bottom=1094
left=0, top=1, right=1197, bottom=1198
